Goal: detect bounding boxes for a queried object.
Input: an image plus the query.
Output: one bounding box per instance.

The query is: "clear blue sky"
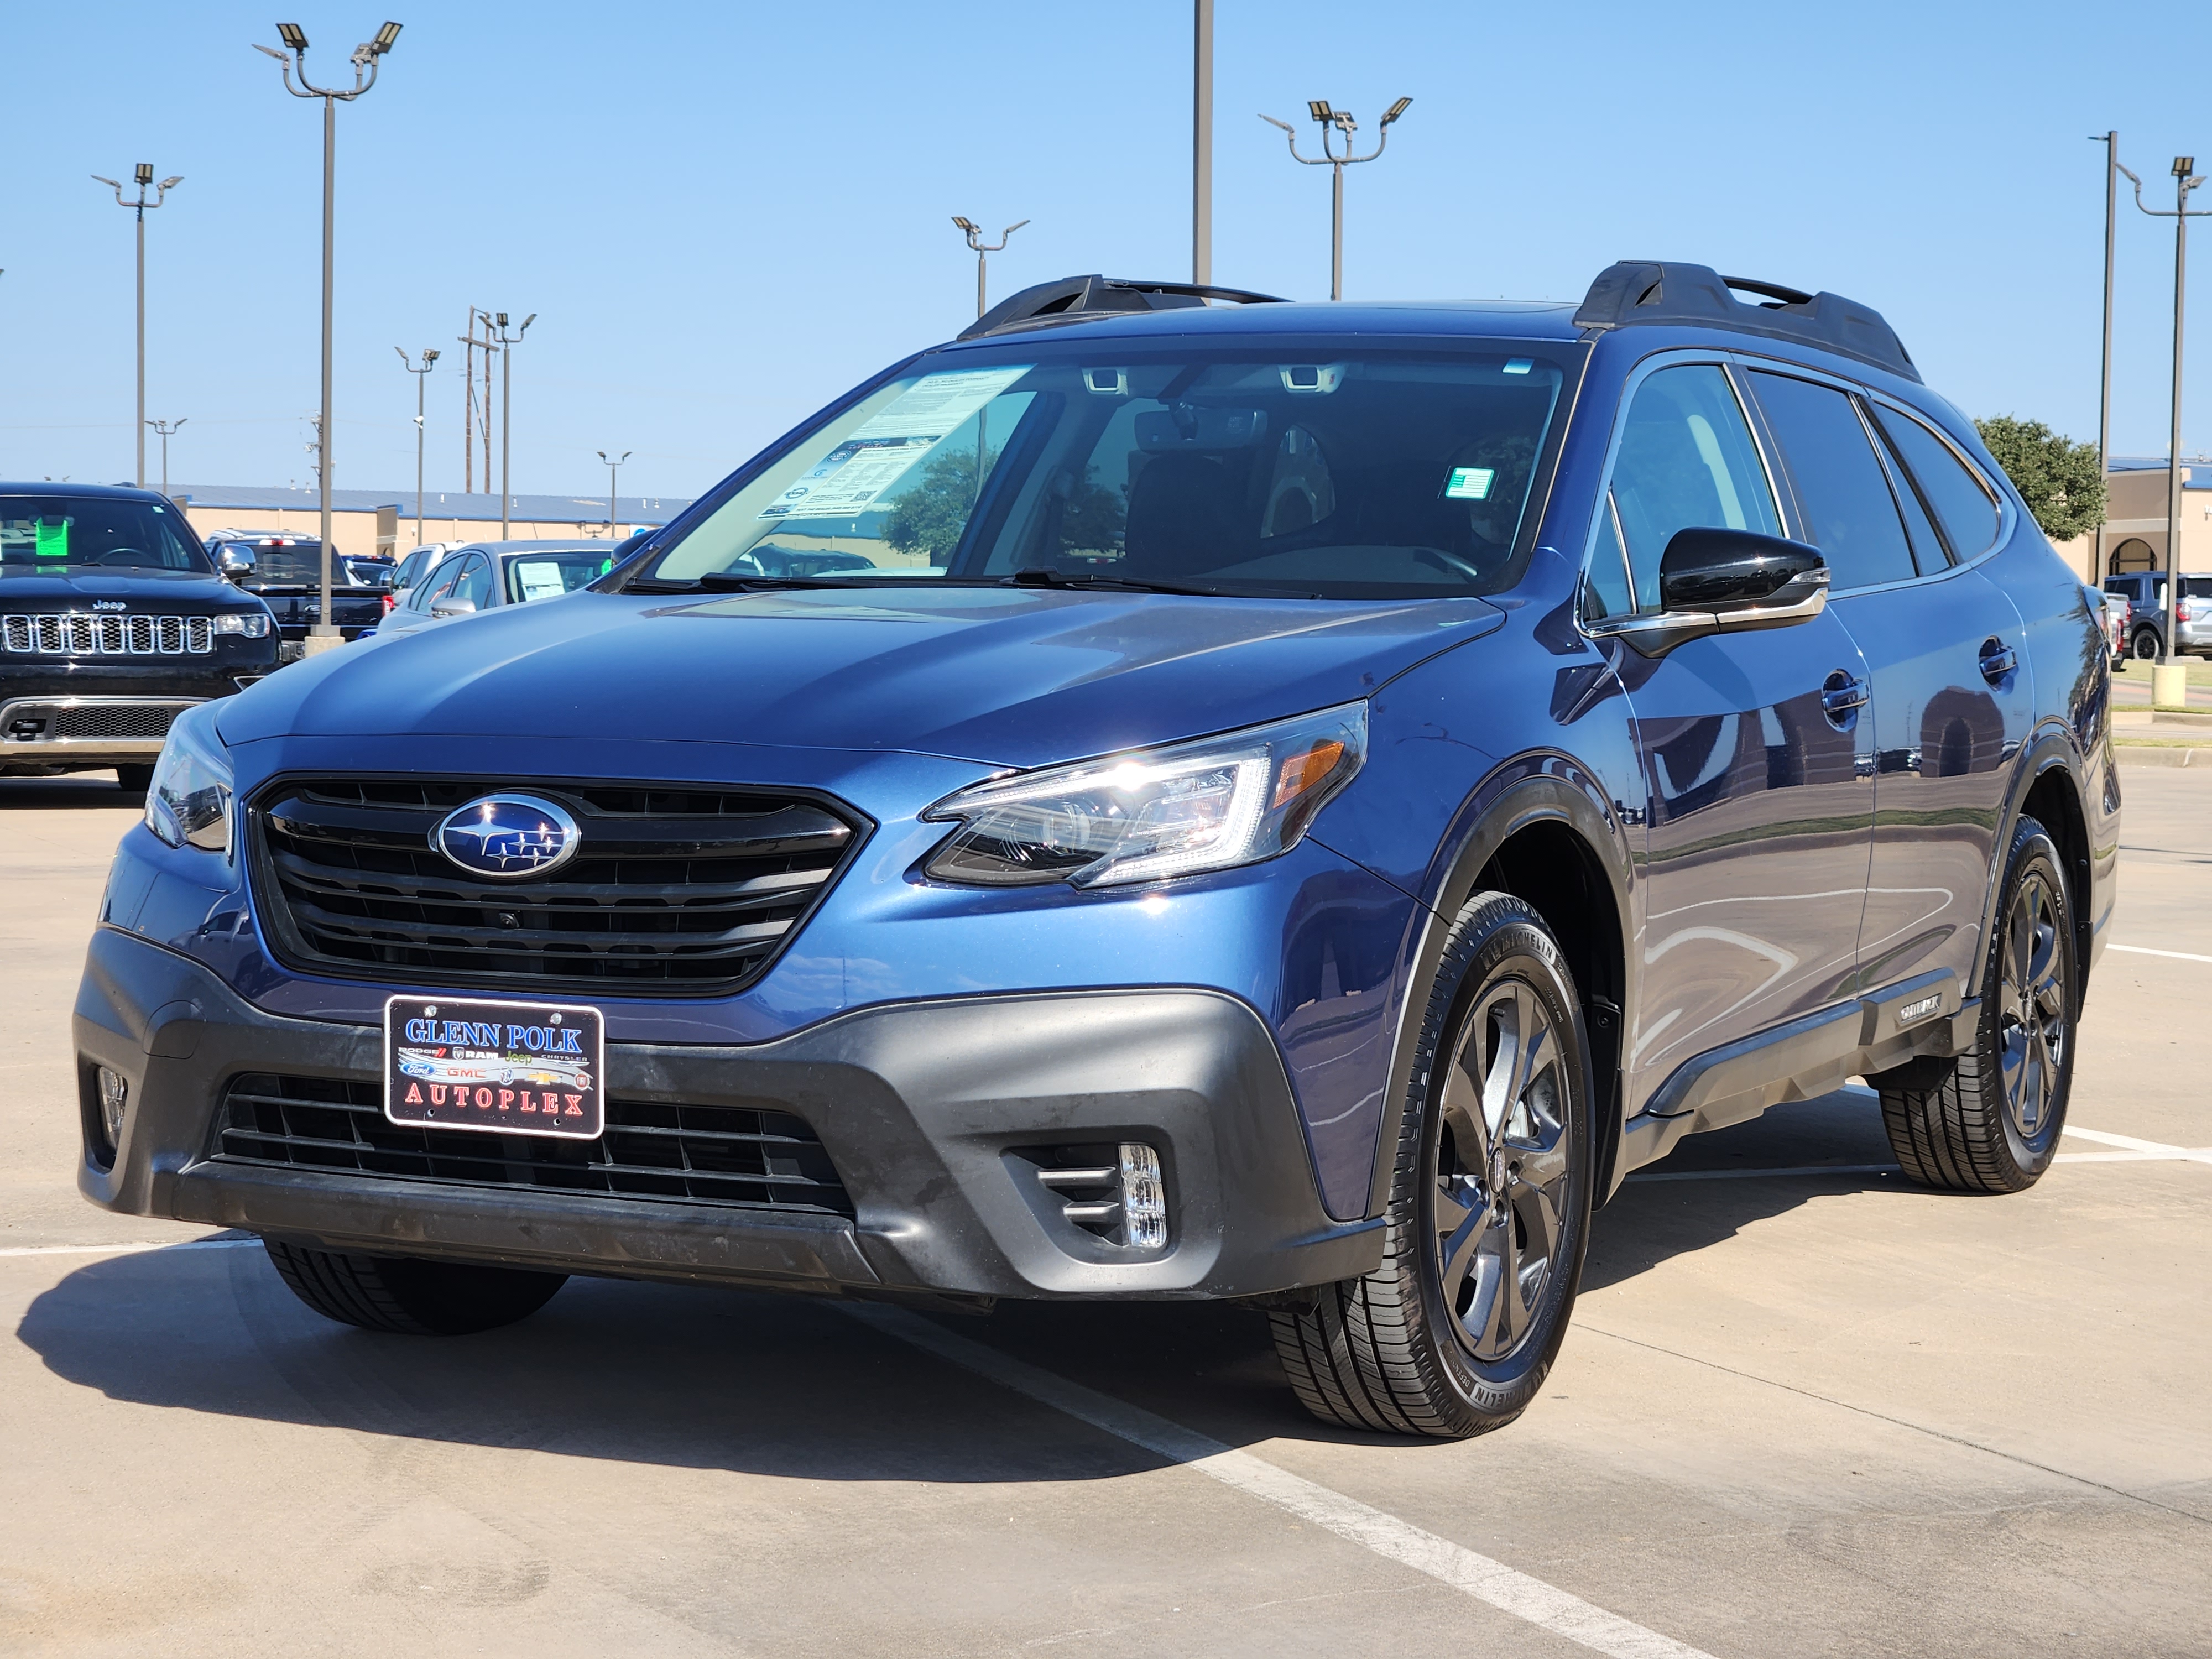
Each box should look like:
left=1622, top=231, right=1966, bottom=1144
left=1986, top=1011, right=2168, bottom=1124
left=4, top=1, right=2207, bottom=502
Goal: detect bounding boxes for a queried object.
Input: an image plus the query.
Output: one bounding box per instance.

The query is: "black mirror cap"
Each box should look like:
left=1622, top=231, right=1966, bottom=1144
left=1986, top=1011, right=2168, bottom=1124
left=1659, top=528, right=1826, bottom=611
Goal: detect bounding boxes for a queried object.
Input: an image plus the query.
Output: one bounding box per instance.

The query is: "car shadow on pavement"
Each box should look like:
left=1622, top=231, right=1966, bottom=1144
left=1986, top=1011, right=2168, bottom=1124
left=17, top=1092, right=1914, bottom=1466
left=0, top=775, right=140, bottom=808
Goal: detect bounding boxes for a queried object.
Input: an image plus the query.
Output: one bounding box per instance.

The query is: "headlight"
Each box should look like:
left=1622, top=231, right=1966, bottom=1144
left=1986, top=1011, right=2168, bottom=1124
left=145, top=701, right=234, bottom=853
left=213, top=611, right=272, bottom=638
left=923, top=703, right=1366, bottom=889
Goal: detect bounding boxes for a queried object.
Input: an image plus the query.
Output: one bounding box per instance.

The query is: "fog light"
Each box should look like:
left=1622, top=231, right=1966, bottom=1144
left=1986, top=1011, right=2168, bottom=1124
left=1118, top=1142, right=1167, bottom=1249
left=97, top=1067, right=128, bottom=1148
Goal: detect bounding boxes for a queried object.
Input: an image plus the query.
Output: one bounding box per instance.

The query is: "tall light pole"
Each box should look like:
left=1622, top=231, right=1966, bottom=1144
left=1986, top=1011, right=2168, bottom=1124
left=1260, top=97, right=1412, bottom=301
left=2090, top=133, right=2119, bottom=584
left=597, top=450, right=630, bottom=539
left=255, top=19, right=402, bottom=654
left=91, top=165, right=182, bottom=488
left=1193, top=0, right=1213, bottom=285
left=397, top=347, right=437, bottom=545
left=951, top=217, right=1029, bottom=319
left=2123, top=154, right=2211, bottom=710
left=491, top=311, right=534, bottom=536
left=146, top=418, right=186, bottom=499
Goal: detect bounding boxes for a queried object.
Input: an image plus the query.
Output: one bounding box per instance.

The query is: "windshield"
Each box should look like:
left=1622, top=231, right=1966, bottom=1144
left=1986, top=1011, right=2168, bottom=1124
left=633, top=342, right=1574, bottom=599
left=507, top=550, right=614, bottom=604
left=0, top=495, right=211, bottom=573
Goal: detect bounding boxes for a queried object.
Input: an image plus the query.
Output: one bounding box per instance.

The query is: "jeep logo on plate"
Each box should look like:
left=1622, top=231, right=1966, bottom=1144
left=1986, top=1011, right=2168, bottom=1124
left=433, top=794, right=582, bottom=880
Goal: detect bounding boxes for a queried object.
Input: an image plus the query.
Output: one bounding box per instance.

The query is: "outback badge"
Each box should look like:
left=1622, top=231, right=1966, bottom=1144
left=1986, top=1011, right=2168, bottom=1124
left=433, top=794, right=582, bottom=879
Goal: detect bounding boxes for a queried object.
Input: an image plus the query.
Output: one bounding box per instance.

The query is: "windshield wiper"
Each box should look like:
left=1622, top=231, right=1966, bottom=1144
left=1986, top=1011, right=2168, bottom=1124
left=622, top=572, right=855, bottom=594
left=1003, top=567, right=1233, bottom=598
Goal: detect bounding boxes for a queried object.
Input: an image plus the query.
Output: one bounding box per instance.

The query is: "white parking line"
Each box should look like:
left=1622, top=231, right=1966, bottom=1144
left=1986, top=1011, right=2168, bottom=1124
left=0, top=1237, right=254, bottom=1259
left=2107, top=943, right=2212, bottom=964
left=2060, top=1126, right=2212, bottom=1164
left=843, top=1301, right=1718, bottom=1659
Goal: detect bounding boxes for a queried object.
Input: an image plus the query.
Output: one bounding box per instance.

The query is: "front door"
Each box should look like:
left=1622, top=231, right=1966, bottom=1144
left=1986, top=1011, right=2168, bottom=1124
left=1587, top=361, right=1876, bottom=1115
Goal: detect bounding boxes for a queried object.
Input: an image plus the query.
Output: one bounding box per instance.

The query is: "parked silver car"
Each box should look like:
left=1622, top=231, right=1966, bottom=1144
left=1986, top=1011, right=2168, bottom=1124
left=370, top=540, right=620, bottom=638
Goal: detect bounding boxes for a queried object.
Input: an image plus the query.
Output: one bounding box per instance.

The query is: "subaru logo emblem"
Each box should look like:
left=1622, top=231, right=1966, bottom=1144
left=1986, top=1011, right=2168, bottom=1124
left=433, top=794, right=582, bottom=880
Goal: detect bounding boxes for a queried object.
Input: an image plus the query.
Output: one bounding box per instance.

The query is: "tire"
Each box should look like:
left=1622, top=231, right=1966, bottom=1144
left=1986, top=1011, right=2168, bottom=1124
left=263, top=1239, right=566, bottom=1334
left=1876, top=816, right=2075, bottom=1193
left=1270, top=892, right=1594, bottom=1439
left=2131, top=627, right=2161, bottom=662
left=113, top=764, right=153, bottom=794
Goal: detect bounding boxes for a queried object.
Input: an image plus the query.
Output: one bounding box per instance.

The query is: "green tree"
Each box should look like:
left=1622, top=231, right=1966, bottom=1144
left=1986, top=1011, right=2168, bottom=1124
left=1974, top=415, right=2106, bottom=541
left=882, top=446, right=994, bottom=566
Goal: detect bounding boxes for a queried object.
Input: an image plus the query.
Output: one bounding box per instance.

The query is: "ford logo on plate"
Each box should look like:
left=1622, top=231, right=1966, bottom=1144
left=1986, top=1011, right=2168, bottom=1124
left=433, top=794, right=582, bottom=880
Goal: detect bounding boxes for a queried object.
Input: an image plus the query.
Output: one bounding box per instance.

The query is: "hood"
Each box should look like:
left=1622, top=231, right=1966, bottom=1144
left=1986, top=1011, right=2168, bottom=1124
left=221, top=585, right=1503, bottom=768
left=0, top=568, right=249, bottom=611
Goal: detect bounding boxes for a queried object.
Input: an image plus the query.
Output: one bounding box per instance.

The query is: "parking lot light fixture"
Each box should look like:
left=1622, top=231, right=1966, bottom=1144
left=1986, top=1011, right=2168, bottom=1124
left=2122, top=152, right=2211, bottom=704
left=1260, top=96, right=1411, bottom=301
left=146, top=418, right=186, bottom=499
left=398, top=347, right=437, bottom=545
left=489, top=311, right=535, bottom=536
left=953, top=217, right=1029, bottom=319
left=257, top=17, right=401, bottom=651
left=93, top=165, right=182, bottom=488
left=597, top=450, right=631, bottom=539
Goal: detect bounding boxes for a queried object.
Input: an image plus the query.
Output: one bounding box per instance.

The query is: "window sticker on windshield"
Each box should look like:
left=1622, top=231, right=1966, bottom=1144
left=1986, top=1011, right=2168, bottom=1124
left=34, top=519, right=69, bottom=559
left=760, top=366, right=1029, bottom=521
left=517, top=564, right=568, bottom=602
left=1443, top=467, right=1496, bottom=501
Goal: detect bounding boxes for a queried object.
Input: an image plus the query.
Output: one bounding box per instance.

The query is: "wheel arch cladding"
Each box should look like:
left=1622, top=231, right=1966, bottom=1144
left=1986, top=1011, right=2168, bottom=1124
left=1363, top=759, right=1633, bottom=1218
left=2018, top=757, right=2093, bottom=1006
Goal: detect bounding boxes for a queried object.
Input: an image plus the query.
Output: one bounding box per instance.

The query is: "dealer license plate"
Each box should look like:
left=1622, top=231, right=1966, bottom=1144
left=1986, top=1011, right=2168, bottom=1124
left=384, top=994, right=604, bottom=1140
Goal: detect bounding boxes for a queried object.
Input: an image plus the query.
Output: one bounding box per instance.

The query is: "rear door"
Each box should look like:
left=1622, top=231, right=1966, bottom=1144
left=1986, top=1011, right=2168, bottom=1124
left=1588, top=358, right=1876, bottom=1113
left=1745, top=370, right=2031, bottom=1003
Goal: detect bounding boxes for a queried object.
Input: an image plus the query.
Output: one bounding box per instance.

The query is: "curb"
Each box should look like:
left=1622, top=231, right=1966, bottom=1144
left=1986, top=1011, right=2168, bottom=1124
left=2116, top=745, right=2209, bottom=768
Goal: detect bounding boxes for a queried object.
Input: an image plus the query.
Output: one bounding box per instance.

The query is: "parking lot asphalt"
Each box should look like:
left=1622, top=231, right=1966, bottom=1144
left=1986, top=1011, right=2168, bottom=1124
left=3, top=767, right=2206, bottom=1658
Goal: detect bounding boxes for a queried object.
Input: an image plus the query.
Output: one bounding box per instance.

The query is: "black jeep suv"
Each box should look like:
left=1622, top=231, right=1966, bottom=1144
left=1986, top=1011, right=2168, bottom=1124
left=1, top=484, right=278, bottom=789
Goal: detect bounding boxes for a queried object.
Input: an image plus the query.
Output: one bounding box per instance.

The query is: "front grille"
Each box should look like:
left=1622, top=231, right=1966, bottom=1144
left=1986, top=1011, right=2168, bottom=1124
left=249, top=776, right=864, bottom=996
left=213, top=1072, right=854, bottom=1215
left=2, top=612, right=213, bottom=655
left=49, top=702, right=182, bottom=740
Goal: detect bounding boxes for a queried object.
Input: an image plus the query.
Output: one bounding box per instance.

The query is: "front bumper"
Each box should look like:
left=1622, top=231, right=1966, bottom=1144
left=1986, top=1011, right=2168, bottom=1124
left=74, top=926, right=1381, bottom=1301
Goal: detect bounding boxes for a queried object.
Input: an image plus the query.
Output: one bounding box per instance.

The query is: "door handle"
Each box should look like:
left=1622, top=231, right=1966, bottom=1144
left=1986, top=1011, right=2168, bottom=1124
left=1821, top=672, right=1870, bottom=718
left=1979, top=639, right=2018, bottom=685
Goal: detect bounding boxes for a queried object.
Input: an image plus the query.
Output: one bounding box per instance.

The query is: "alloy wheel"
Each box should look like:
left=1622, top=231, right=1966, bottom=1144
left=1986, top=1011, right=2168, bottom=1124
left=1999, top=869, right=2067, bottom=1141
left=1432, top=977, right=1571, bottom=1363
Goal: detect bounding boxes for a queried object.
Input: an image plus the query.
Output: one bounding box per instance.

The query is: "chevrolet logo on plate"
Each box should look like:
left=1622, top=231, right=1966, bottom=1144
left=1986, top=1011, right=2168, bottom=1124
left=433, top=794, right=582, bottom=880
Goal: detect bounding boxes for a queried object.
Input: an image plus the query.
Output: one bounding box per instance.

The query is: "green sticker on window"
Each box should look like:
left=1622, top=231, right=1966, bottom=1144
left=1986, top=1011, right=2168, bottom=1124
left=1443, top=466, right=1495, bottom=501
left=34, top=518, right=68, bottom=559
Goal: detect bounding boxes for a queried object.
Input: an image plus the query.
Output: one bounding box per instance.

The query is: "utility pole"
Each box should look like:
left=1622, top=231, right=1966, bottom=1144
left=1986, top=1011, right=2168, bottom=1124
left=2090, top=133, right=2119, bottom=583
left=458, top=307, right=498, bottom=495
left=951, top=218, right=1029, bottom=318
left=1260, top=97, right=1412, bottom=300
left=255, top=19, right=403, bottom=655
left=1193, top=0, right=1213, bottom=285
left=490, top=311, right=534, bottom=536
left=2124, top=154, right=2212, bottom=711
left=597, top=450, right=630, bottom=539
left=146, top=418, right=186, bottom=499
left=397, top=347, right=438, bottom=545
left=92, top=165, right=182, bottom=487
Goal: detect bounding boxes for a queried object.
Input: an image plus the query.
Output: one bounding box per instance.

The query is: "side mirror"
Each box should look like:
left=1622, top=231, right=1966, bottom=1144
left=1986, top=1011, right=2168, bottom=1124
left=218, top=546, right=257, bottom=582
left=429, top=596, right=477, bottom=618
left=1590, top=527, right=1829, bottom=657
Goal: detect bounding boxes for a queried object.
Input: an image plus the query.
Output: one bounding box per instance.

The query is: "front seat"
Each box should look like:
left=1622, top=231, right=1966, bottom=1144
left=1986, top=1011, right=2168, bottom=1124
left=1121, top=453, right=1249, bottom=579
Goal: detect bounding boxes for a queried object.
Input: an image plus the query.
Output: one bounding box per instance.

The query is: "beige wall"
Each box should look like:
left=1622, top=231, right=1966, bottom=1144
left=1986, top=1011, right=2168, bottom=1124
left=179, top=503, right=637, bottom=556
left=2047, top=468, right=2212, bottom=584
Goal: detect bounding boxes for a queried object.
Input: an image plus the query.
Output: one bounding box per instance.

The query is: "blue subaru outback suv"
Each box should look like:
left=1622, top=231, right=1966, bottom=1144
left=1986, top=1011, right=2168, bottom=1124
left=78, top=263, right=2116, bottom=1438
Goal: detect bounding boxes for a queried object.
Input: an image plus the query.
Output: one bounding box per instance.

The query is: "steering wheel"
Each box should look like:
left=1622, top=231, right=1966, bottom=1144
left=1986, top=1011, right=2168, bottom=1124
left=72, top=547, right=150, bottom=566
left=1413, top=546, right=1486, bottom=583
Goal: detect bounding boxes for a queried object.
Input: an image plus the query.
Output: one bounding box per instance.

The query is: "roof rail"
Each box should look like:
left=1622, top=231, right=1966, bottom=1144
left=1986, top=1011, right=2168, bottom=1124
left=1571, top=261, right=1918, bottom=383
left=958, top=274, right=1285, bottom=341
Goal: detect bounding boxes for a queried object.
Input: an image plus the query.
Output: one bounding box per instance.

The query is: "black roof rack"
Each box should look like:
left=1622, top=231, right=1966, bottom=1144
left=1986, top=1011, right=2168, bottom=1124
left=957, top=275, right=1285, bottom=341
left=1571, top=260, right=1918, bottom=383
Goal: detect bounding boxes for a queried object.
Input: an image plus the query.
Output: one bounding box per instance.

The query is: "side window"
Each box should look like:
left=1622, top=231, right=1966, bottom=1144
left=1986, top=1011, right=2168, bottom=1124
left=416, top=559, right=464, bottom=609
left=1869, top=405, right=2001, bottom=562
left=1584, top=498, right=1633, bottom=619
left=1747, top=372, right=1917, bottom=591
left=453, top=554, right=493, bottom=608
left=1605, top=364, right=1782, bottom=612
left=1869, top=425, right=1949, bottom=576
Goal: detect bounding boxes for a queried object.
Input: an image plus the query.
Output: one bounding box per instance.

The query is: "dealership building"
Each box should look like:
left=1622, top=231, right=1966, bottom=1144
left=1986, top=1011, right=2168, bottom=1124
left=168, top=484, right=692, bottom=557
